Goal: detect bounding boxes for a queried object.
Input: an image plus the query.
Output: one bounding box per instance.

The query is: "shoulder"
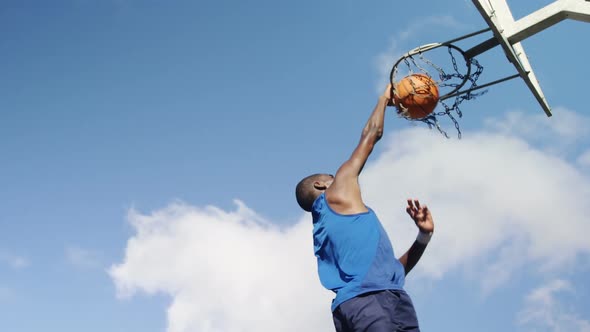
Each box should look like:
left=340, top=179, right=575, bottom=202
left=325, top=184, right=368, bottom=215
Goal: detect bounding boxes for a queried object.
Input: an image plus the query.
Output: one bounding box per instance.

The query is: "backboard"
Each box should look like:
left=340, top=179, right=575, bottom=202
left=469, top=0, right=590, bottom=117
left=388, top=0, right=590, bottom=137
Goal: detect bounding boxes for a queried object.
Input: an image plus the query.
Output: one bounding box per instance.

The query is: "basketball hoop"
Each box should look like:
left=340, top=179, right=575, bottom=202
left=390, top=40, right=487, bottom=139
left=389, top=0, right=590, bottom=137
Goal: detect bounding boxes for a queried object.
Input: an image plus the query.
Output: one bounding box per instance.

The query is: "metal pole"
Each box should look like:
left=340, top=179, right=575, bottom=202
left=440, top=73, right=521, bottom=101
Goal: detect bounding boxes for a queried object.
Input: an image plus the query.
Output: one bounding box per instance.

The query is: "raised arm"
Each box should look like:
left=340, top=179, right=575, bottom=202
left=325, top=85, right=393, bottom=214
left=398, top=199, right=435, bottom=275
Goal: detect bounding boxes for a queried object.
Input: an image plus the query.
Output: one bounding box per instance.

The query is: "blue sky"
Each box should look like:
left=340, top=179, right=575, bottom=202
left=1, top=1, right=589, bottom=331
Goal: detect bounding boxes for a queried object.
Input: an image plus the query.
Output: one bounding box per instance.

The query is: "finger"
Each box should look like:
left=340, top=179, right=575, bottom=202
left=414, top=199, right=421, bottom=210
left=407, top=199, right=414, bottom=210
left=406, top=206, right=412, bottom=216
left=409, top=206, right=418, bottom=217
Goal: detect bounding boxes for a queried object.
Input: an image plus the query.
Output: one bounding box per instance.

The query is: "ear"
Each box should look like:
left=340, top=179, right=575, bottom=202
left=313, top=180, right=328, bottom=191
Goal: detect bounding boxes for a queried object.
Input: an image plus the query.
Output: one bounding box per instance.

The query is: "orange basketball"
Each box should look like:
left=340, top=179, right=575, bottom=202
left=393, top=73, right=439, bottom=119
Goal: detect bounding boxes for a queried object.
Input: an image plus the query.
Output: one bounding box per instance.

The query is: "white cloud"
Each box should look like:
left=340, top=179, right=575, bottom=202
left=110, top=111, right=590, bottom=331
left=0, top=252, right=29, bottom=269
left=362, top=118, right=590, bottom=286
left=66, top=246, right=102, bottom=269
left=484, top=108, right=590, bottom=156
left=397, top=16, right=466, bottom=41
left=578, top=149, right=590, bottom=168
left=517, top=279, right=590, bottom=332
left=109, top=201, right=333, bottom=332
left=374, top=38, right=403, bottom=92
left=374, top=15, right=468, bottom=93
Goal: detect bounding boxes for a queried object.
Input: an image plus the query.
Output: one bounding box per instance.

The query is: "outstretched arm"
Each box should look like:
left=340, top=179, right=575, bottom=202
left=398, top=199, right=435, bottom=275
left=326, top=85, right=393, bottom=214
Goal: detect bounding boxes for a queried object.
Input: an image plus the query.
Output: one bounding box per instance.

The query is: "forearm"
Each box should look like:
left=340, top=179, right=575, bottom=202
left=343, top=96, right=389, bottom=176
left=361, top=96, right=389, bottom=141
left=398, top=232, right=432, bottom=275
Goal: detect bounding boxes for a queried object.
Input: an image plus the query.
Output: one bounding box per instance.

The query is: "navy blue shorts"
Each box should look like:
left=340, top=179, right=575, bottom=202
left=332, top=289, right=420, bottom=332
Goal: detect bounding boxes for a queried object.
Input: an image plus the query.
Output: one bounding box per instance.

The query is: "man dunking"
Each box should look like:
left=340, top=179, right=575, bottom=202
left=295, top=84, right=435, bottom=332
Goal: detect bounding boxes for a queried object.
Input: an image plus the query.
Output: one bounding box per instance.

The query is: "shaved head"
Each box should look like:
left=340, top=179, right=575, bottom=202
left=295, top=173, right=332, bottom=212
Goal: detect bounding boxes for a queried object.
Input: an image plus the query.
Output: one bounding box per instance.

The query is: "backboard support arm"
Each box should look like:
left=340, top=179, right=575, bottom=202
left=467, top=0, right=590, bottom=117
left=467, top=0, right=590, bottom=58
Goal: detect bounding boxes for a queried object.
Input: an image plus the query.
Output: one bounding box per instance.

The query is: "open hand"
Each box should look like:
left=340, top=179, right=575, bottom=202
left=406, top=199, right=434, bottom=234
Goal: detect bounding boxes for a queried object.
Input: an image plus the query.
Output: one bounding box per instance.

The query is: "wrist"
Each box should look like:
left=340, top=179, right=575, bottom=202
left=416, top=231, right=433, bottom=245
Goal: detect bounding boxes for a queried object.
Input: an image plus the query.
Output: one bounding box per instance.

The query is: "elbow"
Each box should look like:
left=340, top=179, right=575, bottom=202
left=363, top=118, right=384, bottom=137
left=375, top=127, right=383, bottom=140
left=362, top=125, right=383, bottom=142
left=371, top=124, right=384, bottom=139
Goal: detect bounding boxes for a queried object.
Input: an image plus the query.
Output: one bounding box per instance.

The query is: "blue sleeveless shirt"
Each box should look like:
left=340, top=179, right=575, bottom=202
left=312, top=193, right=405, bottom=311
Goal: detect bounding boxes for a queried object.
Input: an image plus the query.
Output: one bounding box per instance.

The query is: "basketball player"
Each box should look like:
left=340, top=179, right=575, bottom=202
left=295, top=84, right=434, bottom=332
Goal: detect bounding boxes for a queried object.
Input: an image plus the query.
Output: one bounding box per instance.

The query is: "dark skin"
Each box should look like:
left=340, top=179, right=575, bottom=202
left=313, top=84, right=435, bottom=275
left=399, top=199, right=434, bottom=274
